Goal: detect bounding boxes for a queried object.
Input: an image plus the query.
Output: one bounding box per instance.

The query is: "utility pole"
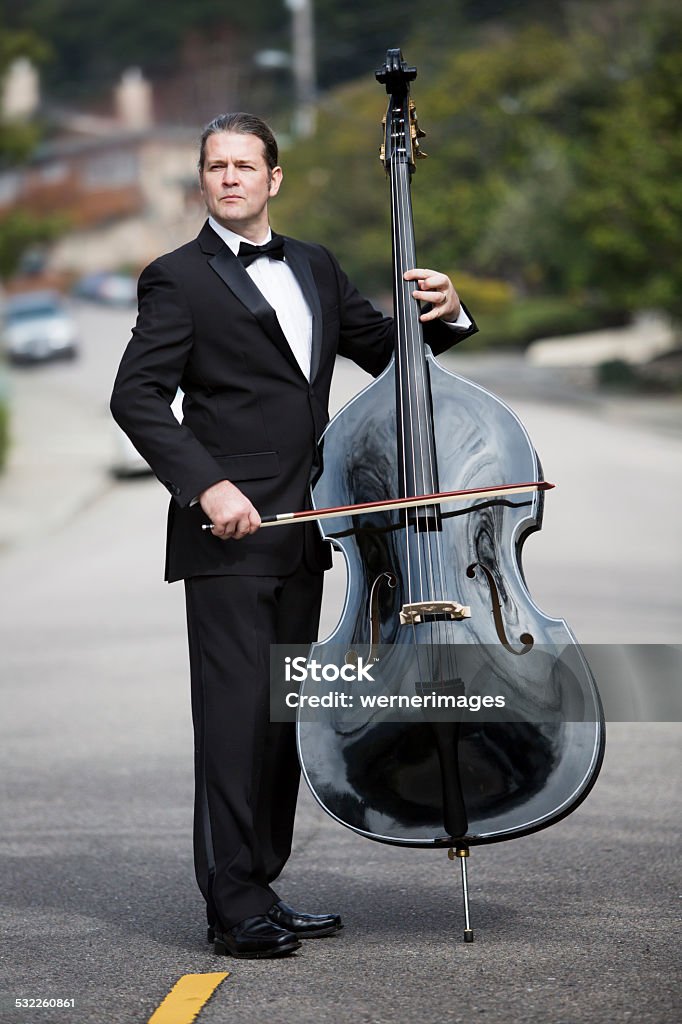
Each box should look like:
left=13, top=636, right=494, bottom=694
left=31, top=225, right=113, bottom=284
left=285, top=0, right=316, bottom=138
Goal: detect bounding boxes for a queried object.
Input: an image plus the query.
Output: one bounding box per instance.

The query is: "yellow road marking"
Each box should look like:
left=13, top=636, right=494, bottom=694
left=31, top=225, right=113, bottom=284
left=147, top=973, right=229, bottom=1024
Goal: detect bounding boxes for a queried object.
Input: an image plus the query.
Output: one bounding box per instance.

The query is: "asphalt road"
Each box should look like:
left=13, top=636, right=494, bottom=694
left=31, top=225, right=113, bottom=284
left=0, top=302, right=680, bottom=1024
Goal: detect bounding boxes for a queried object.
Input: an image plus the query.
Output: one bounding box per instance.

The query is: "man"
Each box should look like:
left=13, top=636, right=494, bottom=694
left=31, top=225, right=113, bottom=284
left=111, top=112, right=477, bottom=959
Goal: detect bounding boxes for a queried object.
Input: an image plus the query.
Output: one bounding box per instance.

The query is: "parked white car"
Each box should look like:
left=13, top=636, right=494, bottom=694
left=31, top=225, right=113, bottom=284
left=73, top=272, right=137, bottom=307
left=2, top=290, right=79, bottom=364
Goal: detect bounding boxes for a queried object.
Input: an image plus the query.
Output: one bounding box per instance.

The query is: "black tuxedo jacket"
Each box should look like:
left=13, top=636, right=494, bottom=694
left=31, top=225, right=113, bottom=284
left=111, top=221, right=477, bottom=582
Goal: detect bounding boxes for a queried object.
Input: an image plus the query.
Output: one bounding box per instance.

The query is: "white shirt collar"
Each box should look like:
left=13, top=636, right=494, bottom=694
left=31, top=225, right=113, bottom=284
left=207, top=216, right=272, bottom=255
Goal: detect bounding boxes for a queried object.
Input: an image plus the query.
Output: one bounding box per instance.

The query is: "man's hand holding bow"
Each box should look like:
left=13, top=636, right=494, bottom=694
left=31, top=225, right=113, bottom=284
left=200, top=480, right=261, bottom=540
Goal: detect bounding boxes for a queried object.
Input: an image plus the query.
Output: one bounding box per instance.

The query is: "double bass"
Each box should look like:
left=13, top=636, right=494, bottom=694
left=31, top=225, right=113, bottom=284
left=295, top=50, right=605, bottom=941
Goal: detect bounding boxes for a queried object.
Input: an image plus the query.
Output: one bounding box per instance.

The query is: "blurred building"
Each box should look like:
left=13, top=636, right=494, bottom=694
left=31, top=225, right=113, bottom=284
left=0, top=17, right=296, bottom=277
left=0, top=66, right=208, bottom=275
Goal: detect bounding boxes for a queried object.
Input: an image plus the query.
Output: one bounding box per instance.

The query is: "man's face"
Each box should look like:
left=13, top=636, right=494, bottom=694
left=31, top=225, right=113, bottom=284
left=200, top=131, right=282, bottom=240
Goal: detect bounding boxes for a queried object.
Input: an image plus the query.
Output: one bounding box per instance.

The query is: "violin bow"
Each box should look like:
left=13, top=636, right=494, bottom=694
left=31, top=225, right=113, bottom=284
left=201, top=480, right=553, bottom=531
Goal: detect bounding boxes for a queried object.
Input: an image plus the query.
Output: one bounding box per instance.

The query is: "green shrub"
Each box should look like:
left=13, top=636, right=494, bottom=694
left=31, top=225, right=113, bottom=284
left=597, top=359, right=639, bottom=391
left=597, top=353, right=682, bottom=394
left=464, top=294, right=627, bottom=350
left=448, top=271, right=515, bottom=316
left=0, top=397, right=9, bottom=474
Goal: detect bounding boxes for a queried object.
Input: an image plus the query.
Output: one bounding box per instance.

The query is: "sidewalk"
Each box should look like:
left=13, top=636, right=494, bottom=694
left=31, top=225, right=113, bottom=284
left=442, top=349, right=682, bottom=439
left=0, top=363, right=114, bottom=553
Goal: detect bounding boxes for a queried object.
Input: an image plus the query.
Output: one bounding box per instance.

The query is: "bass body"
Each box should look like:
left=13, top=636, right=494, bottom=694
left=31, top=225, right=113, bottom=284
left=298, top=353, right=604, bottom=847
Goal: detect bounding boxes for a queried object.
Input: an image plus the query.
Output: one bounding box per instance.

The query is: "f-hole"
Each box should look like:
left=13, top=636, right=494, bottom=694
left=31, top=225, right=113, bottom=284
left=346, top=571, right=397, bottom=666
left=467, top=563, right=534, bottom=655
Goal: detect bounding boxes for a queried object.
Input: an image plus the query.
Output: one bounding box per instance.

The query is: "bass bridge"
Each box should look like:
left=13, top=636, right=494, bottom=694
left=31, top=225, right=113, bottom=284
left=400, top=600, right=471, bottom=625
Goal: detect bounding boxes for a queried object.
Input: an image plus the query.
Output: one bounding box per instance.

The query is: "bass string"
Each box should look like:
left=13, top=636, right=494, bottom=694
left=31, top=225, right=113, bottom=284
left=403, top=113, right=463, bottom=680
left=396, top=146, right=462, bottom=686
left=401, top=107, right=462, bottom=685
left=394, top=144, right=451, bottom=630
left=390, top=118, right=415, bottom=609
left=392, top=146, right=431, bottom=686
left=392, top=111, right=438, bottom=620
left=391, top=125, right=431, bottom=617
left=391, top=108, right=460, bottom=690
left=395, top=155, right=439, bottom=608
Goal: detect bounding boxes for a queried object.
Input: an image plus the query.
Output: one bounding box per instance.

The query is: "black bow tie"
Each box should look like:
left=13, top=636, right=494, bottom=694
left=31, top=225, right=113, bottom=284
left=237, top=235, right=285, bottom=267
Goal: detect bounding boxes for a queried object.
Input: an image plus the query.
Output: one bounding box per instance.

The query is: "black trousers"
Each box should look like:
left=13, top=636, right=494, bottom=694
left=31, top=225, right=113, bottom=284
left=184, top=564, right=324, bottom=930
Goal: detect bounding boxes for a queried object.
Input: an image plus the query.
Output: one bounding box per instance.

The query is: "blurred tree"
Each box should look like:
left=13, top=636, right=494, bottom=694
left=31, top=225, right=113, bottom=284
left=1, top=0, right=563, bottom=97
left=312, top=1, right=461, bottom=88
left=0, top=0, right=287, bottom=96
left=0, top=210, right=67, bottom=278
left=273, top=76, right=391, bottom=294
left=0, top=20, right=64, bottom=278
left=276, top=22, right=581, bottom=293
left=0, top=21, right=53, bottom=473
left=462, top=0, right=682, bottom=322
left=0, top=21, right=50, bottom=162
left=277, top=0, right=682, bottom=327
left=570, top=0, right=682, bottom=317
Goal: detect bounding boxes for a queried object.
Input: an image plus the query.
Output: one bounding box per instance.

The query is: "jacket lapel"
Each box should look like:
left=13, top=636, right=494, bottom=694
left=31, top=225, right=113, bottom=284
left=198, top=222, right=303, bottom=376
left=280, top=237, right=323, bottom=381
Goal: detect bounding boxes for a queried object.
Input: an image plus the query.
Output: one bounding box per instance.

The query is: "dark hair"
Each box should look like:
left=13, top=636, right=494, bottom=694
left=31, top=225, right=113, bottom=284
left=198, top=113, right=279, bottom=173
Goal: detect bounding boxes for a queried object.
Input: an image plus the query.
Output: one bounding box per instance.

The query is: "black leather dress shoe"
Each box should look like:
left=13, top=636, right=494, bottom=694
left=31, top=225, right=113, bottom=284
left=267, top=900, right=343, bottom=938
left=212, top=915, right=301, bottom=959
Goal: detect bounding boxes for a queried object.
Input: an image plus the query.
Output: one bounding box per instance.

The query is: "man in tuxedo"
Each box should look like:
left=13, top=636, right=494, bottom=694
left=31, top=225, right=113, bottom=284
left=111, top=112, right=477, bottom=959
